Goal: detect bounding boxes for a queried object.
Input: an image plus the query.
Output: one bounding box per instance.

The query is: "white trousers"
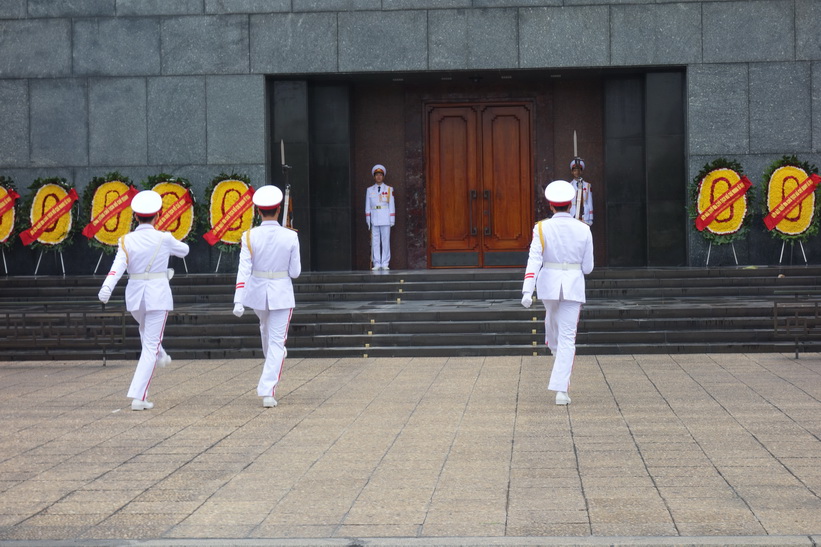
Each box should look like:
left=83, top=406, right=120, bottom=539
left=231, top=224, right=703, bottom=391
left=255, top=308, right=293, bottom=397
left=371, top=225, right=391, bottom=268
left=542, top=298, right=582, bottom=393
left=128, top=305, right=168, bottom=401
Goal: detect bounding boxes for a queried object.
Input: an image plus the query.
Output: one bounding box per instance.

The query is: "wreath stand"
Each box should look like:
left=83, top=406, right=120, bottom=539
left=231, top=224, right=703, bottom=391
left=35, top=250, right=66, bottom=276
left=779, top=240, right=808, bottom=265
left=705, top=242, right=739, bottom=267
left=1, top=249, right=7, bottom=275
left=215, top=251, right=223, bottom=273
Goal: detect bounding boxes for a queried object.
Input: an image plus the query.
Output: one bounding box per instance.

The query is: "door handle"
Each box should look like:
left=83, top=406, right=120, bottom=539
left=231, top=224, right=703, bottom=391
left=469, top=190, right=478, bottom=236
left=483, top=190, right=491, bottom=236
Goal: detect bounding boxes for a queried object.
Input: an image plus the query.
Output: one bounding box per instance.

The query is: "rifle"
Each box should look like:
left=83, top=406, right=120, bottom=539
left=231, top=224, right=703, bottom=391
left=280, top=139, right=295, bottom=230
left=281, top=184, right=293, bottom=229
left=574, top=182, right=583, bottom=221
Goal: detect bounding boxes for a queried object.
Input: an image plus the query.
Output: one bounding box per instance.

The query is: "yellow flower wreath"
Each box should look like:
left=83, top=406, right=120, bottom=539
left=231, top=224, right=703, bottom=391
left=209, top=179, right=254, bottom=245
left=696, top=168, right=748, bottom=236
left=89, top=180, right=133, bottom=247
left=0, top=186, right=15, bottom=244
left=767, top=165, right=815, bottom=236
left=153, top=181, right=195, bottom=241
left=30, top=183, right=73, bottom=246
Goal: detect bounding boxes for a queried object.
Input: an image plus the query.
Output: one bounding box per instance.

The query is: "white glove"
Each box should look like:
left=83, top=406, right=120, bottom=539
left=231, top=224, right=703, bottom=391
left=366, top=222, right=371, bottom=230
left=521, top=293, right=533, bottom=309
left=233, top=303, right=244, bottom=318
left=98, top=286, right=111, bottom=304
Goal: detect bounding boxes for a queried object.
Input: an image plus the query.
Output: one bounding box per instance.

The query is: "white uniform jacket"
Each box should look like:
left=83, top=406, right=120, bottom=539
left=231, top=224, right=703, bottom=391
left=101, top=224, right=190, bottom=311
left=522, top=213, right=594, bottom=303
left=365, top=184, right=395, bottom=227
left=234, top=220, right=301, bottom=311
left=569, top=179, right=593, bottom=225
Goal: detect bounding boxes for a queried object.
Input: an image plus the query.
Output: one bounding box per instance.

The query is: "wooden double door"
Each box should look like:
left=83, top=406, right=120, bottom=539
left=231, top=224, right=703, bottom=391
left=427, top=102, right=533, bottom=267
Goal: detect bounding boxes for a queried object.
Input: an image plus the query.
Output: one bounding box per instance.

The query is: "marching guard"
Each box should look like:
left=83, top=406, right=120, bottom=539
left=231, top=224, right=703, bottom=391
left=233, top=185, right=301, bottom=408
left=569, top=157, right=593, bottom=226
left=98, top=190, right=190, bottom=411
left=521, top=180, right=594, bottom=405
left=365, top=164, right=395, bottom=270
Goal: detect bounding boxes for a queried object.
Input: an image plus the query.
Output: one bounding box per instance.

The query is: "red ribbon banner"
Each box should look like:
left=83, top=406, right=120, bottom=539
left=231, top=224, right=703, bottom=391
left=81, top=185, right=138, bottom=239
left=763, top=174, right=821, bottom=231
left=20, top=188, right=79, bottom=246
left=0, top=189, right=20, bottom=218
left=695, top=176, right=753, bottom=231
left=203, top=187, right=255, bottom=246
left=155, top=190, right=193, bottom=232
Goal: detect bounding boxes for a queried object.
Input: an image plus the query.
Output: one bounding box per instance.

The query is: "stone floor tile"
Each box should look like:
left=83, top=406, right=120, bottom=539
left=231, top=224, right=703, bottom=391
left=249, top=524, right=337, bottom=538
left=583, top=486, right=663, bottom=499
left=657, top=486, right=742, bottom=500
left=508, top=488, right=585, bottom=511
left=182, top=508, right=268, bottom=526
left=163, top=524, right=256, bottom=538
left=343, top=505, right=427, bottom=525
left=421, top=520, right=506, bottom=537
left=507, top=522, right=591, bottom=536
left=260, top=510, right=346, bottom=526
left=591, top=522, right=679, bottom=536
left=128, top=489, right=210, bottom=503
left=118, top=501, right=203, bottom=514
left=506, top=509, right=590, bottom=525
left=334, top=524, right=421, bottom=537
left=675, top=521, right=768, bottom=536
left=11, top=512, right=106, bottom=528
left=0, top=525, right=92, bottom=540
left=755, top=509, right=821, bottom=535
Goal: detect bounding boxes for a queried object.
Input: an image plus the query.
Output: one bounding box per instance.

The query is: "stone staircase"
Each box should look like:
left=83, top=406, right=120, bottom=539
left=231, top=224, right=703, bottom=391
left=1, top=266, right=820, bottom=361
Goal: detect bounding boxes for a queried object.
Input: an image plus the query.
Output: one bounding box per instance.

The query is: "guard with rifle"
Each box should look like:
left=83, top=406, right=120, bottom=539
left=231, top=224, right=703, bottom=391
left=569, top=157, right=593, bottom=226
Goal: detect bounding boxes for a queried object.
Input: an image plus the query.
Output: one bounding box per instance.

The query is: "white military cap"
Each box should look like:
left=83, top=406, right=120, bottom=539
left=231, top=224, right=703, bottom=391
left=544, top=180, right=575, bottom=206
left=372, top=164, right=386, bottom=177
left=252, top=185, right=284, bottom=209
left=131, top=190, right=163, bottom=216
left=570, top=157, right=585, bottom=171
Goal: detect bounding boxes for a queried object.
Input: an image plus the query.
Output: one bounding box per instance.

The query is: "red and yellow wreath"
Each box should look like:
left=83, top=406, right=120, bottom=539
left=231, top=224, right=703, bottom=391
left=20, top=177, right=79, bottom=251
left=145, top=174, right=197, bottom=244
left=201, top=173, right=255, bottom=252
left=762, top=156, right=820, bottom=241
left=80, top=173, right=137, bottom=253
left=0, top=176, right=21, bottom=249
left=690, top=158, right=753, bottom=245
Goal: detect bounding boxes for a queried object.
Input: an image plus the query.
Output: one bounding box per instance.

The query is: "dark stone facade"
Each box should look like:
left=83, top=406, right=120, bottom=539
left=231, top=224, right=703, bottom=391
left=1, top=1, right=820, bottom=273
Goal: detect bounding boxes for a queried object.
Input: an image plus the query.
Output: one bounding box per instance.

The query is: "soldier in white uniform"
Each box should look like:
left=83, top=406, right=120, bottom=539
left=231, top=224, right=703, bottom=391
left=98, top=190, right=190, bottom=411
left=233, top=185, right=301, bottom=408
left=521, top=180, right=594, bottom=405
left=364, top=164, right=395, bottom=270
left=569, top=158, right=593, bottom=226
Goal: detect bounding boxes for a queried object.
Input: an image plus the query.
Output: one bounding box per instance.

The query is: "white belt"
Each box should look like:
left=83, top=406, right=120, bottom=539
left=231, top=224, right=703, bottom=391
left=252, top=270, right=288, bottom=279
left=129, top=272, right=167, bottom=280
left=544, top=262, right=581, bottom=271
left=373, top=206, right=385, bottom=209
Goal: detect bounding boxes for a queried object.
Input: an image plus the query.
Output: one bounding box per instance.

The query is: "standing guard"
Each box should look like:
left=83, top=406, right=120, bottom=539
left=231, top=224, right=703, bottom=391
left=569, top=158, right=593, bottom=226
left=365, top=164, right=395, bottom=270
left=97, top=190, right=190, bottom=411
left=233, top=185, right=301, bottom=408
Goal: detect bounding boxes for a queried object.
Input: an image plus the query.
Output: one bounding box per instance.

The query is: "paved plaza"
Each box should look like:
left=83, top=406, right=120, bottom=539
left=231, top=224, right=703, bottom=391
left=0, top=353, right=820, bottom=546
